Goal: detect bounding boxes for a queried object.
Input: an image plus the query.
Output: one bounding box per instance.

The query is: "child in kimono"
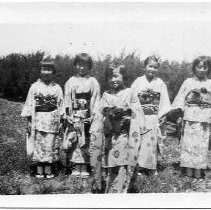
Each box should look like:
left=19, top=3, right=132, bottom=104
left=100, top=63, right=145, bottom=193
left=63, top=53, right=100, bottom=177
left=170, top=56, right=211, bottom=180
left=21, top=61, right=64, bottom=178
left=131, top=56, right=171, bottom=175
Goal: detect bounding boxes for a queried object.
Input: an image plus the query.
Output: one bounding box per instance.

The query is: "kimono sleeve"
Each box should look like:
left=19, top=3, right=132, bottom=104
left=63, top=81, right=72, bottom=116
left=172, top=79, right=188, bottom=111
left=90, top=78, right=101, bottom=115
left=129, top=90, right=146, bottom=132
left=21, top=85, right=35, bottom=118
left=158, top=82, right=171, bottom=118
left=56, top=85, right=64, bottom=116
left=130, top=78, right=139, bottom=91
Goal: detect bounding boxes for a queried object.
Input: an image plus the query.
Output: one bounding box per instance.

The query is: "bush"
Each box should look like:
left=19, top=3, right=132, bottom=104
left=0, top=51, right=203, bottom=102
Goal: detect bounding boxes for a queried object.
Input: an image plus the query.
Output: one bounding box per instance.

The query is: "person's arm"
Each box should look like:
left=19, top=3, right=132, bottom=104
left=64, top=81, right=73, bottom=124
left=21, top=85, right=34, bottom=118
left=89, top=78, right=101, bottom=122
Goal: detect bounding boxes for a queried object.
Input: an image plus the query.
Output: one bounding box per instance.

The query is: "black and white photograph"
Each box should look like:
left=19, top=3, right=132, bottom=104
left=1, top=1, right=211, bottom=208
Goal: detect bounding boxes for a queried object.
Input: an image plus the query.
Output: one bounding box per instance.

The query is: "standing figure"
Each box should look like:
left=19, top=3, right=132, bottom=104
left=63, top=53, right=100, bottom=178
left=100, top=63, right=146, bottom=193
left=131, top=56, right=171, bottom=174
left=170, top=56, right=211, bottom=180
left=21, top=61, right=64, bottom=178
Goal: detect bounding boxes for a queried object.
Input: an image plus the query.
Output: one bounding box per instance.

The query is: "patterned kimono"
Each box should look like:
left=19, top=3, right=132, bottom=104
left=100, top=88, right=145, bottom=193
left=21, top=79, right=64, bottom=163
left=172, top=77, right=211, bottom=169
left=63, top=75, right=100, bottom=165
left=131, top=75, right=171, bottom=170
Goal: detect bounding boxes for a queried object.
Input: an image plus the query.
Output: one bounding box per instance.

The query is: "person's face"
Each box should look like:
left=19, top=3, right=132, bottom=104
left=40, top=66, right=53, bottom=83
left=194, top=61, right=209, bottom=79
left=76, top=62, right=90, bottom=77
left=145, top=60, right=159, bottom=80
left=108, top=67, right=124, bottom=90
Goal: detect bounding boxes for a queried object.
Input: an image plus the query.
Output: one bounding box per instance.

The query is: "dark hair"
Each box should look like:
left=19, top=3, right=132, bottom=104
left=73, top=53, right=93, bottom=70
left=40, top=61, right=56, bottom=74
left=192, top=56, right=211, bottom=75
left=104, top=63, right=127, bottom=83
left=144, top=55, right=160, bottom=67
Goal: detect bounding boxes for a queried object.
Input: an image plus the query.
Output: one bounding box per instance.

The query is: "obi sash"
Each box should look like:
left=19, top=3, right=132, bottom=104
left=185, top=88, right=211, bottom=108
left=103, top=107, right=132, bottom=135
left=72, top=92, right=91, bottom=119
left=184, top=88, right=211, bottom=123
left=138, top=89, right=160, bottom=115
left=35, top=93, right=57, bottom=112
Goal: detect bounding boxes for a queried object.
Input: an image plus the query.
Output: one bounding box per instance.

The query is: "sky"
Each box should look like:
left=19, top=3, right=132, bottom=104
left=0, top=2, right=211, bottom=61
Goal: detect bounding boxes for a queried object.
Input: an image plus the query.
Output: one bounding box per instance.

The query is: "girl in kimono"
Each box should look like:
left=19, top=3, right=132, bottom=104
left=63, top=53, right=101, bottom=178
left=100, top=63, right=145, bottom=193
left=131, top=56, right=171, bottom=174
left=21, top=61, right=64, bottom=178
left=170, top=56, right=211, bottom=180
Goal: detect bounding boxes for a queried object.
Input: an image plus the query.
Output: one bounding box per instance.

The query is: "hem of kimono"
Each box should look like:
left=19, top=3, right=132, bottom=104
left=102, top=164, right=136, bottom=168
left=137, top=163, right=157, bottom=170
left=35, top=129, right=59, bottom=134
left=70, top=161, right=90, bottom=164
left=32, top=159, right=58, bottom=163
left=180, top=163, right=207, bottom=169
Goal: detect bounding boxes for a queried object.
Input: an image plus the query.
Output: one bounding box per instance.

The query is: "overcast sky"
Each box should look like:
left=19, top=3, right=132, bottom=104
left=0, top=2, right=211, bottom=61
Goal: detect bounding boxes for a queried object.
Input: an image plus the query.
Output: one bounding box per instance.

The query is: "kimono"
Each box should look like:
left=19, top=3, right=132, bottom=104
left=172, top=77, right=211, bottom=169
left=131, top=75, right=171, bottom=170
left=99, top=88, right=145, bottom=193
left=21, top=79, right=64, bottom=163
left=63, top=75, right=101, bottom=165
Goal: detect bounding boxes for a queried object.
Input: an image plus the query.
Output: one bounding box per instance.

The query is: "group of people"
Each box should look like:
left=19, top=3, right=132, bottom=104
left=21, top=53, right=211, bottom=193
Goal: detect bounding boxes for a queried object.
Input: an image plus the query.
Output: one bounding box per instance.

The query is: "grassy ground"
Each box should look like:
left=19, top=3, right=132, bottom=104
left=1, top=98, right=211, bottom=194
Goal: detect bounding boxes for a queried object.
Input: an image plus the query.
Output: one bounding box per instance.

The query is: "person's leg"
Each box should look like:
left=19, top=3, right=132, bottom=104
left=81, top=164, right=90, bottom=177
left=194, top=169, right=201, bottom=179
left=36, top=162, right=44, bottom=178
left=186, top=167, right=193, bottom=177
left=45, top=163, right=54, bottom=178
left=71, top=164, right=81, bottom=176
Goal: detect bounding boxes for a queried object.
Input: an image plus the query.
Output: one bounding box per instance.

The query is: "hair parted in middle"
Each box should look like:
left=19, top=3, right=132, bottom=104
left=40, top=60, right=56, bottom=74
left=73, top=53, right=93, bottom=70
left=192, top=55, right=211, bottom=75
left=104, top=62, right=127, bottom=83
left=144, top=55, right=160, bottom=67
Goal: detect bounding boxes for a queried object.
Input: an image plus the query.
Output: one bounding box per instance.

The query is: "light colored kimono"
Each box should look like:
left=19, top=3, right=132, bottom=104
left=172, top=77, right=211, bottom=169
left=63, top=75, right=101, bottom=164
left=131, top=75, right=171, bottom=169
left=99, top=88, right=145, bottom=193
left=21, top=79, right=64, bottom=163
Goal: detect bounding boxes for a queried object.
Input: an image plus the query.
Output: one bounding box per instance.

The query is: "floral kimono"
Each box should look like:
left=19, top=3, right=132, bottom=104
left=131, top=75, right=171, bottom=170
left=100, top=88, right=145, bottom=193
left=172, top=77, right=211, bottom=169
left=21, top=79, right=64, bottom=163
left=63, top=75, right=100, bottom=165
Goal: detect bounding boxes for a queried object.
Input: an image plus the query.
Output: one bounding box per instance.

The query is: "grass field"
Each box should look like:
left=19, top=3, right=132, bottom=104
left=1, top=98, right=211, bottom=195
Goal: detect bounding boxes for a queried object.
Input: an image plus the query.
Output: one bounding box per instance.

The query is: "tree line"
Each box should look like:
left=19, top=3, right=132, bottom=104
left=0, top=51, right=196, bottom=102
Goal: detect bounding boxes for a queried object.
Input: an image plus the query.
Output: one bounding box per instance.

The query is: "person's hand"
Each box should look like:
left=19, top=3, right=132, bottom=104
left=177, top=117, right=183, bottom=124
left=84, top=115, right=94, bottom=123
left=159, top=116, right=167, bottom=125
left=66, top=115, right=74, bottom=124
left=27, top=120, right=32, bottom=134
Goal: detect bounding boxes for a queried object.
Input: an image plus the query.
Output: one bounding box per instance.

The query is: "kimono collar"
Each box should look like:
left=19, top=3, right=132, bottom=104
left=75, top=74, right=91, bottom=79
left=193, top=76, right=208, bottom=82
left=144, top=74, right=158, bottom=83
left=108, top=85, right=126, bottom=95
left=38, top=79, right=56, bottom=86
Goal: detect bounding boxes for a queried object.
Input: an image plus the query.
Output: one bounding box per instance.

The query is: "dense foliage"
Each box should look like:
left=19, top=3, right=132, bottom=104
left=0, top=51, right=197, bottom=102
